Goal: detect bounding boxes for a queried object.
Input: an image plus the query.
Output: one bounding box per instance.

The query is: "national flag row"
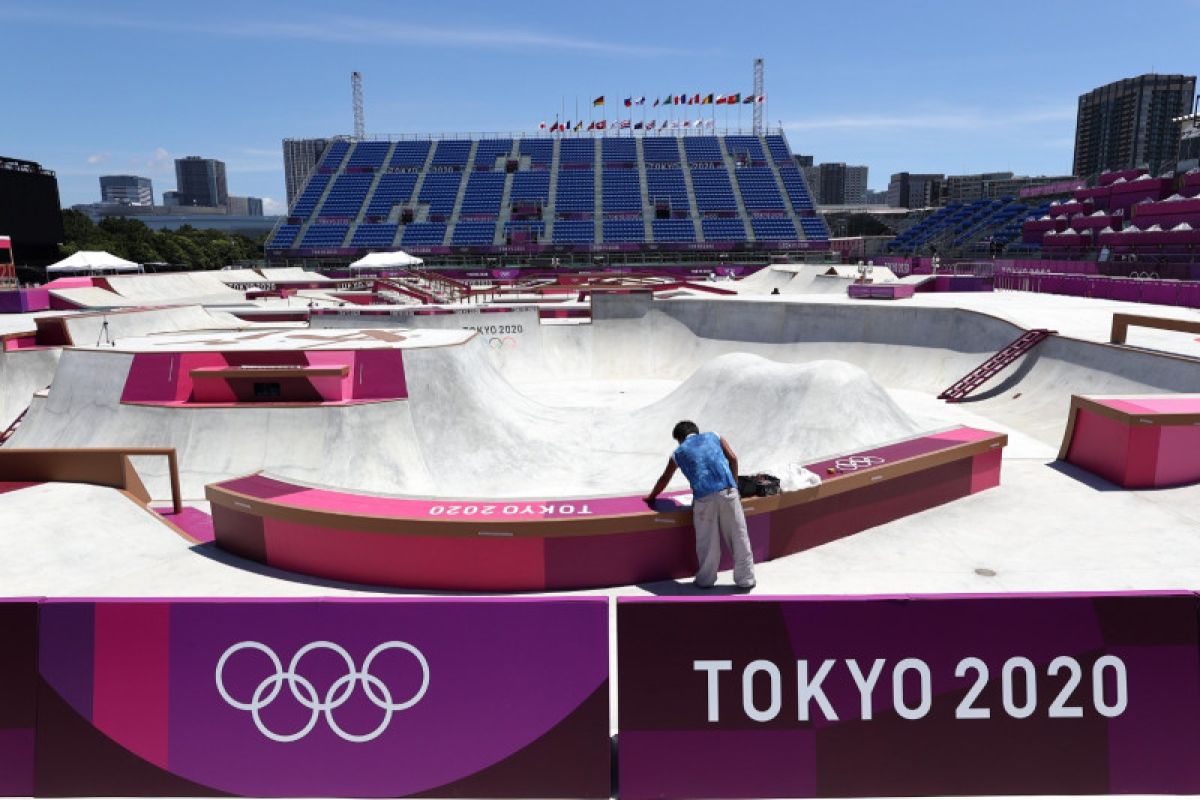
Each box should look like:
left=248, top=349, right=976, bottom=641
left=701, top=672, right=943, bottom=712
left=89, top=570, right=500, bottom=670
left=539, top=118, right=720, bottom=132
left=593, top=94, right=766, bottom=107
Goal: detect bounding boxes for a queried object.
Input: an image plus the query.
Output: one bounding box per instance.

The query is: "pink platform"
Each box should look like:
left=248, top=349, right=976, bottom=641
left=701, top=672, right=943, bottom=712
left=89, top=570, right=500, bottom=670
left=1060, top=395, right=1200, bottom=489
left=206, top=426, right=1007, bottom=591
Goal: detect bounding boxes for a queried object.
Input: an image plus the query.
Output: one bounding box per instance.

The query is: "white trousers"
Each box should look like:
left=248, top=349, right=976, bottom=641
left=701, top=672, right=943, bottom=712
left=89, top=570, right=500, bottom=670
left=692, top=487, right=756, bottom=587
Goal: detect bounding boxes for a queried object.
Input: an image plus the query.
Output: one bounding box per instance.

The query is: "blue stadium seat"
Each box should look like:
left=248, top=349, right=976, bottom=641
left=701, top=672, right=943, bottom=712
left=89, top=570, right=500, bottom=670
left=510, top=171, right=550, bottom=204
left=346, top=141, right=391, bottom=169
left=642, top=138, right=682, bottom=165
left=473, top=139, right=513, bottom=169
left=389, top=141, right=431, bottom=169
left=350, top=223, right=399, bottom=247
left=724, top=135, right=766, bottom=164
left=451, top=220, right=497, bottom=245
left=645, top=169, right=689, bottom=211
left=751, top=217, right=797, bottom=240
left=701, top=218, right=747, bottom=241
left=366, top=173, right=418, bottom=217
left=602, top=137, right=637, bottom=165
left=652, top=219, right=696, bottom=242
left=318, top=140, right=350, bottom=170
left=431, top=140, right=472, bottom=168
left=690, top=168, right=737, bottom=211
left=318, top=174, right=374, bottom=217
left=556, top=170, right=595, bottom=213
left=559, top=139, right=595, bottom=166
left=735, top=168, right=785, bottom=210
left=401, top=222, right=448, bottom=246
left=460, top=172, right=505, bottom=215
left=552, top=219, right=595, bottom=243
left=269, top=224, right=300, bottom=249
left=602, top=170, right=642, bottom=212
left=291, top=174, right=330, bottom=217
left=418, top=172, right=464, bottom=214
left=518, top=138, right=553, bottom=168
left=300, top=223, right=349, bottom=247
left=602, top=218, right=646, bottom=243
left=683, top=136, right=724, bottom=165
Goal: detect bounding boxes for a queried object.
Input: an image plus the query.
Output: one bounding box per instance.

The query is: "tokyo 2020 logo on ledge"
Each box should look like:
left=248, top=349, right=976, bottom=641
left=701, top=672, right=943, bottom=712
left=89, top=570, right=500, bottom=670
left=215, top=640, right=430, bottom=743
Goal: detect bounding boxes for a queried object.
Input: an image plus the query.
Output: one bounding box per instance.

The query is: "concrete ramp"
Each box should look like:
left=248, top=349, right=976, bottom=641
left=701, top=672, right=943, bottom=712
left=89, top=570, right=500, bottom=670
left=102, top=272, right=247, bottom=305
left=259, top=267, right=333, bottom=283
left=47, top=286, right=138, bottom=309
left=214, top=269, right=270, bottom=285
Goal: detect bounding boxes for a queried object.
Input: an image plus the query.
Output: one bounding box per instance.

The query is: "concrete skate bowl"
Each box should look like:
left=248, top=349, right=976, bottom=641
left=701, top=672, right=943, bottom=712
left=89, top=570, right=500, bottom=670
left=10, top=293, right=1200, bottom=590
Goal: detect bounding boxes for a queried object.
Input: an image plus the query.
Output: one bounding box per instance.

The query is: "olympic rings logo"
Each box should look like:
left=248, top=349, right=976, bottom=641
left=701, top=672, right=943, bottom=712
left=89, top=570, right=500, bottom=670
left=487, top=336, right=517, bottom=350
left=833, top=455, right=885, bottom=472
left=215, top=640, right=430, bottom=744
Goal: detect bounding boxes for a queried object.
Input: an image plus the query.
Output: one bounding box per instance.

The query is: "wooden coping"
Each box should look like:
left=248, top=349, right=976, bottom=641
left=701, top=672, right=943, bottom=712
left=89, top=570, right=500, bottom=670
left=206, top=431, right=1006, bottom=540
left=1110, top=313, right=1200, bottom=345
left=0, top=447, right=182, bottom=514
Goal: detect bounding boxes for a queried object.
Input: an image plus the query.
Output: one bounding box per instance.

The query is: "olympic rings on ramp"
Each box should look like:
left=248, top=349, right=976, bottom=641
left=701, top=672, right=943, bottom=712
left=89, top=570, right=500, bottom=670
left=215, top=640, right=430, bottom=743
left=487, top=336, right=518, bottom=350
left=832, top=455, right=885, bottom=472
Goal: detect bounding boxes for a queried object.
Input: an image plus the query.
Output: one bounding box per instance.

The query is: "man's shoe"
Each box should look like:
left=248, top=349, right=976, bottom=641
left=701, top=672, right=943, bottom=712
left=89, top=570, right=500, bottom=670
left=735, top=580, right=756, bottom=590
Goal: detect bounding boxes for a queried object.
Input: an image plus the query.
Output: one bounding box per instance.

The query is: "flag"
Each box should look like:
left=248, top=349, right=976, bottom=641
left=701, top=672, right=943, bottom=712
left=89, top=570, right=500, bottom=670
left=743, top=95, right=755, bottom=104
left=539, top=121, right=547, bottom=130
left=755, top=94, right=765, bottom=104
left=593, top=95, right=605, bottom=107
left=596, top=120, right=607, bottom=130
left=565, top=120, right=571, bottom=131
left=574, top=120, right=584, bottom=131
left=682, top=120, right=691, bottom=128
left=715, top=95, right=726, bottom=105
left=634, top=121, right=644, bottom=129
left=635, top=96, right=646, bottom=105
left=646, top=120, right=656, bottom=130
left=620, top=119, right=631, bottom=129
left=653, top=98, right=661, bottom=107
left=670, top=95, right=679, bottom=105
left=624, top=97, right=632, bottom=107
left=691, top=93, right=701, bottom=104
left=705, top=118, right=715, bottom=128
left=728, top=93, right=741, bottom=104
left=587, top=121, right=596, bottom=131
left=702, top=94, right=714, bottom=105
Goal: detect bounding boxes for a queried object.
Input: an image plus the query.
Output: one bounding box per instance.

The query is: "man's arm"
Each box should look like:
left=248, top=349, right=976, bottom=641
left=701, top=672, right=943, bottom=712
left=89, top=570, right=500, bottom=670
left=719, top=436, right=739, bottom=478
left=644, top=459, right=677, bottom=507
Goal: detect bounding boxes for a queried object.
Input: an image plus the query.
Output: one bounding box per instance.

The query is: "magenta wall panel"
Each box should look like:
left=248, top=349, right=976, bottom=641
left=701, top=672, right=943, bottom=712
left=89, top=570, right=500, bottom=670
left=618, top=593, right=1200, bottom=799
left=0, top=601, right=39, bottom=797
left=34, top=598, right=610, bottom=797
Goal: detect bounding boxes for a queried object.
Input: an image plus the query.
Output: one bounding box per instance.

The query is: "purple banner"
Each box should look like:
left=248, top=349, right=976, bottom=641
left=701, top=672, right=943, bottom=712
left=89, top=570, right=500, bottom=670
left=35, top=599, right=609, bottom=797
left=0, top=601, right=38, bottom=797
left=271, top=239, right=830, bottom=258
left=618, top=593, right=1200, bottom=799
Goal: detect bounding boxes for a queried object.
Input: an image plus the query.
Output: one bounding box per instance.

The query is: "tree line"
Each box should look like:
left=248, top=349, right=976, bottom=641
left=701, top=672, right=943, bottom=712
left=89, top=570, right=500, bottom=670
left=61, top=210, right=265, bottom=270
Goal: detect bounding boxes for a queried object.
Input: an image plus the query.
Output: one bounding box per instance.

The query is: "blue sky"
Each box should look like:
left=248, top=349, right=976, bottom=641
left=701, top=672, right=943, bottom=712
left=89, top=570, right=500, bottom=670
left=3, top=0, right=1197, bottom=211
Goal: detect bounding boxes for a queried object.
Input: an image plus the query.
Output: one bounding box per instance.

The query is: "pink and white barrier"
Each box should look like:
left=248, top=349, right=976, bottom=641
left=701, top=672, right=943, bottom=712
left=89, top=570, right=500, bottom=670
left=618, top=593, right=1200, bottom=798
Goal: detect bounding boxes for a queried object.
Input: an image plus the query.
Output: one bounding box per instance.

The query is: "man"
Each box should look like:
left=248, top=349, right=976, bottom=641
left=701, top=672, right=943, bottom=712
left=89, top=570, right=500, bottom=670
left=644, top=421, right=756, bottom=589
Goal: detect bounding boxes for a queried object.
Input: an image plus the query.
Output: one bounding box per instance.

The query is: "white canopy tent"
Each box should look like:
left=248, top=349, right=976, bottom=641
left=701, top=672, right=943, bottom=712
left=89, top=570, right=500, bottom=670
left=46, top=250, right=141, bottom=274
left=347, top=251, right=424, bottom=271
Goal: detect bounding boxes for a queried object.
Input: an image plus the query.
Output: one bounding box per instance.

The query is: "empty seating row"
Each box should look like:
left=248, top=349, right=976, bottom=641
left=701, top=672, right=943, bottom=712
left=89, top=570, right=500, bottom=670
left=451, top=220, right=497, bottom=245
left=736, top=168, right=785, bottom=210
left=291, top=174, right=330, bottom=217
left=318, top=174, right=374, bottom=217
left=602, top=170, right=641, bottom=212
left=511, top=171, right=550, bottom=204
left=473, top=139, right=513, bottom=168
left=351, top=223, right=399, bottom=247
left=642, top=137, right=682, bottom=164
left=645, top=169, right=690, bottom=210
left=556, top=170, right=595, bottom=212
left=318, top=140, right=350, bottom=170
left=691, top=168, right=738, bottom=211
left=725, top=135, right=766, bottom=163
left=401, top=222, right=447, bottom=246
left=553, top=219, right=594, bottom=243
left=602, top=137, right=637, bottom=165
left=603, top=219, right=646, bottom=242
left=300, top=223, right=349, bottom=247
left=701, top=218, right=747, bottom=241
left=518, top=138, right=553, bottom=167
left=684, top=136, right=724, bottom=165
left=346, top=141, right=392, bottom=169
left=366, top=173, right=418, bottom=216
left=269, top=224, right=300, bottom=249
left=652, top=219, right=696, bottom=242
left=751, top=217, right=797, bottom=240
left=418, top=172, right=463, bottom=214
left=799, top=218, right=829, bottom=239
left=389, top=141, right=431, bottom=169
left=460, top=172, right=505, bottom=214
left=431, top=140, right=472, bottom=168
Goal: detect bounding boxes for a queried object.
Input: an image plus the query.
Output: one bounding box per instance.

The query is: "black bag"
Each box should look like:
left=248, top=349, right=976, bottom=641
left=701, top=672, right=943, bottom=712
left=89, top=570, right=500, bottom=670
left=737, top=473, right=781, bottom=498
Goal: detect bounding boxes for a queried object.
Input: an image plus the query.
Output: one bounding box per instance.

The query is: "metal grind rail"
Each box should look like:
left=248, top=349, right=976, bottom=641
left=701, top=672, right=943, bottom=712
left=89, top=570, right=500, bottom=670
left=938, top=329, right=1055, bottom=402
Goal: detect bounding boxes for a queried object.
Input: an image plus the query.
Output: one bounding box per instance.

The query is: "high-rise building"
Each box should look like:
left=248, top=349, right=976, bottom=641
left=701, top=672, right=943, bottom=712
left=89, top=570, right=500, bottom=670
left=887, top=172, right=945, bottom=208
left=1177, top=102, right=1200, bottom=171
left=0, top=156, right=64, bottom=266
left=174, top=156, right=228, bottom=208
left=805, top=162, right=869, bottom=205
left=283, top=138, right=333, bottom=208
left=99, top=175, right=153, bottom=206
left=1073, top=74, right=1197, bottom=178
left=945, top=172, right=1014, bottom=204
left=227, top=196, right=264, bottom=216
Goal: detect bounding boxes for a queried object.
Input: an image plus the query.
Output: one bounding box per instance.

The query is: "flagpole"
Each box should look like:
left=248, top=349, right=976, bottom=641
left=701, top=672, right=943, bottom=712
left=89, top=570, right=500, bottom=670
left=575, top=97, right=579, bottom=137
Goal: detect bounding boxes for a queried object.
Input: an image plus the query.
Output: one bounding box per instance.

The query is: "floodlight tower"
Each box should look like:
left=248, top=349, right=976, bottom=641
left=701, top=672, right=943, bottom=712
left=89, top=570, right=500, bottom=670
left=752, top=58, right=764, bottom=134
left=351, top=71, right=365, bottom=139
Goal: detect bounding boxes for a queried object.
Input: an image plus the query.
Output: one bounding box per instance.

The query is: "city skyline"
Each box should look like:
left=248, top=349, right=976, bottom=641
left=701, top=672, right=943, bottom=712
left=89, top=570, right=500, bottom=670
left=1, top=0, right=1197, bottom=211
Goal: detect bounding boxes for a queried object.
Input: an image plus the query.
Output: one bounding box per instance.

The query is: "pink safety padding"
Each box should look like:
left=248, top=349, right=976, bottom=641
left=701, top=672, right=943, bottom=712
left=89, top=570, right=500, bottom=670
left=91, top=603, right=170, bottom=769
left=1152, top=425, right=1200, bottom=488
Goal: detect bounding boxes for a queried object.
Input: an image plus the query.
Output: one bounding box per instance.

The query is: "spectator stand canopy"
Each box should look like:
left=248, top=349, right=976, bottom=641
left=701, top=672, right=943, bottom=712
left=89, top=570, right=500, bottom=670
left=347, top=250, right=424, bottom=271
left=45, top=250, right=142, bottom=274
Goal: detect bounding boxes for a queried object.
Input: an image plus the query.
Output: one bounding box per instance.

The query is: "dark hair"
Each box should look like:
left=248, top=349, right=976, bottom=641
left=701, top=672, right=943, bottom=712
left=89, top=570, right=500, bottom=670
left=672, top=420, right=700, bottom=442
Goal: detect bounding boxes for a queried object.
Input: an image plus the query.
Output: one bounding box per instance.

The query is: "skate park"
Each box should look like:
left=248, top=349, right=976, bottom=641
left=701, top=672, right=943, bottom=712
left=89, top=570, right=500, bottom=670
left=4, top=105, right=1200, bottom=797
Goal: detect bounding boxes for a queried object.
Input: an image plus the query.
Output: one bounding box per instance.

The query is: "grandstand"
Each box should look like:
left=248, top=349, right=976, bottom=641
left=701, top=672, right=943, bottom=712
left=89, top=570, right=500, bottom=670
left=267, top=132, right=827, bottom=264
left=886, top=168, right=1200, bottom=272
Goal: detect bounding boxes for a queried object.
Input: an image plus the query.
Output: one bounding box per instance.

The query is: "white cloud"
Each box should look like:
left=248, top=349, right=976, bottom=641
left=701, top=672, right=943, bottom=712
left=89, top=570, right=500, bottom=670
left=0, top=7, right=684, bottom=57
left=146, top=147, right=172, bottom=172
left=261, top=197, right=287, bottom=216
left=86, top=152, right=110, bottom=165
